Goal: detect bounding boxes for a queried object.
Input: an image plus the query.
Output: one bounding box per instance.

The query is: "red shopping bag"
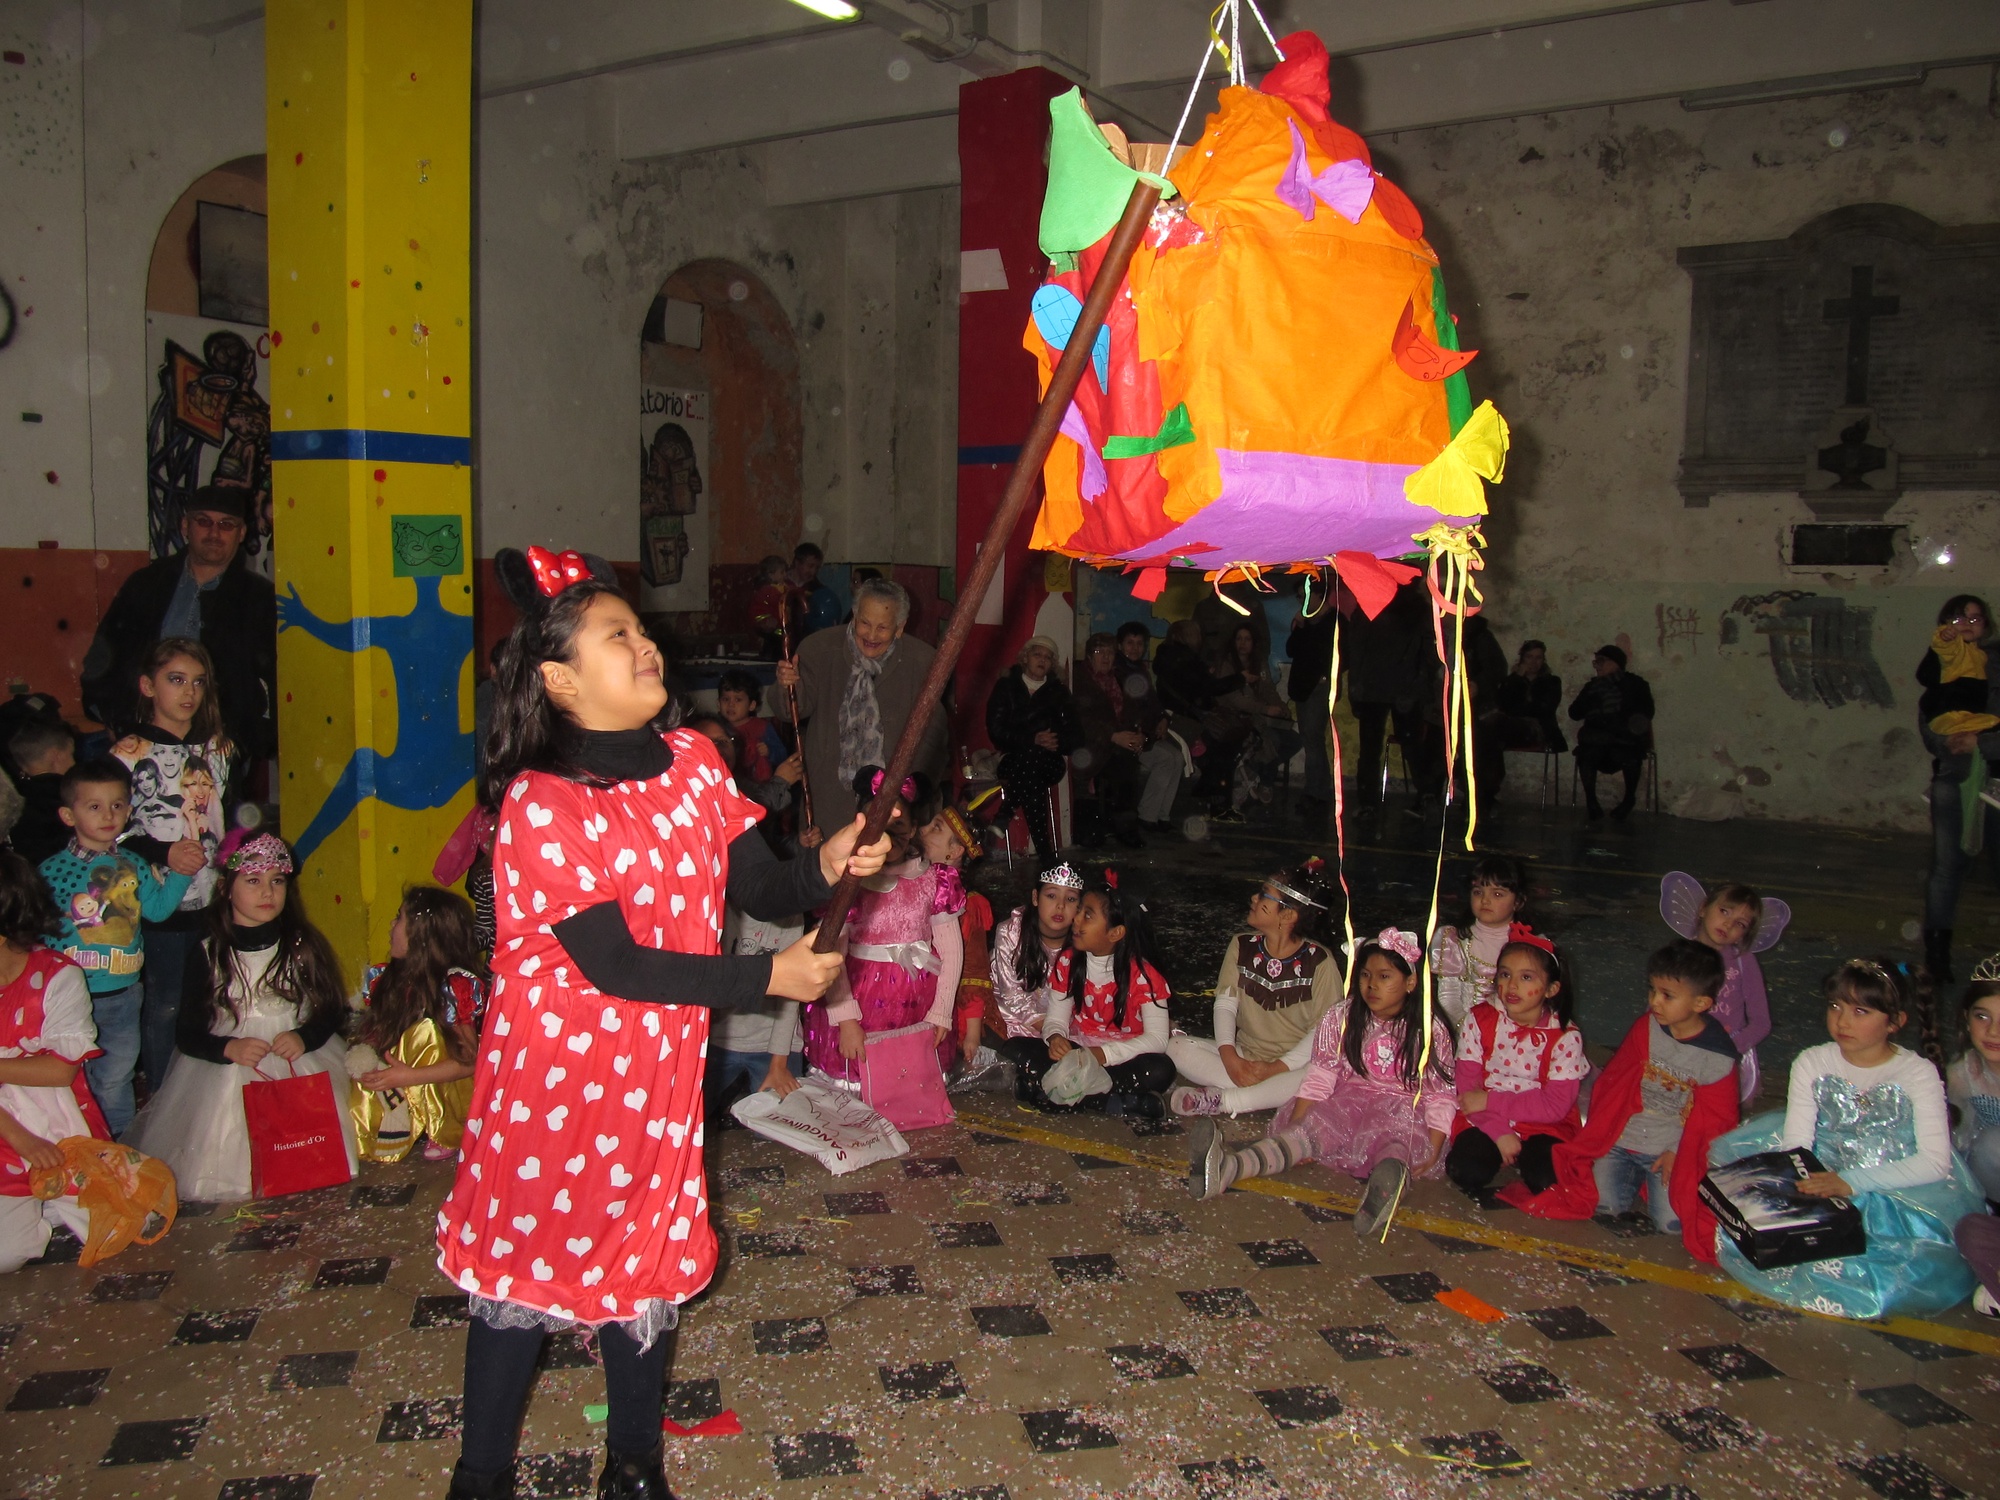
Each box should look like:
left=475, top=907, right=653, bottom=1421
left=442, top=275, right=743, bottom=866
left=861, top=1024, right=954, bottom=1131
left=243, top=1062, right=352, bottom=1198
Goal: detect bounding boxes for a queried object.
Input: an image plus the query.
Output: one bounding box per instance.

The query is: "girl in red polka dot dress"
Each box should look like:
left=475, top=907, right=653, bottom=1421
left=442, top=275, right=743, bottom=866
left=440, top=548, right=887, bottom=1500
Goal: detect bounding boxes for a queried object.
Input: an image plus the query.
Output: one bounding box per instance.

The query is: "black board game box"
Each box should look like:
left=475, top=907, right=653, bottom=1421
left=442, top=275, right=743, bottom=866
left=1699, top=1147, right=1867, bottom=1270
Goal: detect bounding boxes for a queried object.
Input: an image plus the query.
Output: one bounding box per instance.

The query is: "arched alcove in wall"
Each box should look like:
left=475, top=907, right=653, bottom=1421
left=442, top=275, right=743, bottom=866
left=143, top=154, right=271, bottom=572
left=639, top=260, right=802, bottom=636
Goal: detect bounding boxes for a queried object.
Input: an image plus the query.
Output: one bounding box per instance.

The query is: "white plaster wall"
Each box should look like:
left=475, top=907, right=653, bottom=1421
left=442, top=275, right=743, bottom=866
left=1, top=3, right=93, bottom=546
left=474, top=79, right=959, bottom=568
left=1377, top=68, right=2000, bottom=830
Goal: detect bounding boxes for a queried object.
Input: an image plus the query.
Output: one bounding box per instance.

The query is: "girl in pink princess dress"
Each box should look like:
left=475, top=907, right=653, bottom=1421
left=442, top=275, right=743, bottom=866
left=436, top=547, right=887, bottom=1500
left=803, top=768, right=962, bottom=1095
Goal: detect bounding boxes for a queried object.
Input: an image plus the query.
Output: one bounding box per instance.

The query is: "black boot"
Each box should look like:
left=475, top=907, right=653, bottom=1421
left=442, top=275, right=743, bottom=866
left=1924, top=928, right=1954, bottom=986
left=446, top=1461, right=516, bottom=1500
left=597, top=1443, right=675, bottom=1499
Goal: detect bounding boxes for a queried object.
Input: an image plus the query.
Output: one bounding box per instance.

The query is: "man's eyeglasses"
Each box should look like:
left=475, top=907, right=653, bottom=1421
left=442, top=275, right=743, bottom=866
left=188, top=514, right=246, bottom=534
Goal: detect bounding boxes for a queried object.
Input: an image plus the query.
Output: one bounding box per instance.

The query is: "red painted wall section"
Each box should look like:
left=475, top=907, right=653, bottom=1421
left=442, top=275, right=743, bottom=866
left=0, top=549, right=151, bottom=726
left=953, top=68, right=1071, bottom=753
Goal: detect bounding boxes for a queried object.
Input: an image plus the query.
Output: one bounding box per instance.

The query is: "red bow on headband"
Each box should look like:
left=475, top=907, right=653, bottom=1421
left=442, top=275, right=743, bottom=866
left=526, top=545, right=593, bottom=599
left=1507, top=922, right=1556, bottom=956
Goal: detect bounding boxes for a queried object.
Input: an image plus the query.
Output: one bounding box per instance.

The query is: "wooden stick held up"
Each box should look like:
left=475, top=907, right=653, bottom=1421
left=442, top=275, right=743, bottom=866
left=813, top=179, right=1164, bottom=952
left=777, top=610, right=815, bottom=832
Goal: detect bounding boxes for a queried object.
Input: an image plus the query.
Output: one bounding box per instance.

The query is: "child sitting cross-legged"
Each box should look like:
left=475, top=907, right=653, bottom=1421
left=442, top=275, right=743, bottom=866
left=1004, top=871, right=1175, bottom=1119
left=1443, top=925, right=1588, bottom=1200
left=1167, top=859, right=1341, bottom=1118
left=1500, top=939, right=1737, bottom=1258
left=1189, top=928, right=1455, bottom=1241
left=348, top=886, right=486, bottom=1164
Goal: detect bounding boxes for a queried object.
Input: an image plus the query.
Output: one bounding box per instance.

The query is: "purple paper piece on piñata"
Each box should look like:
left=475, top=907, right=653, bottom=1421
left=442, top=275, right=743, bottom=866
left=1061, top=401, right=1109, bottom=499
left=1275, top=120, right=1375, bottom=225
left=1130, top=449, right=1471, bottom=566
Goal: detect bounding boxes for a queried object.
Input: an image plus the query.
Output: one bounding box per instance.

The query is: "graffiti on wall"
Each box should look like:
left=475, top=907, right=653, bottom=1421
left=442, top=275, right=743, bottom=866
left=639, top=385, right=710, bottom=610
left=145, top=319, right=273, bottom=576
left=1721, top=590, right=1894, bottom=710
left=277, top=574, right=473, bottom=862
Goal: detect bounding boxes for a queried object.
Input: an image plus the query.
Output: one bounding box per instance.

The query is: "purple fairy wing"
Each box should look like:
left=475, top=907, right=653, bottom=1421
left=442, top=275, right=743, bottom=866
left=1750, top=898, right=1791, bottom=953
left=1660, top=871, right=1705, bottom=940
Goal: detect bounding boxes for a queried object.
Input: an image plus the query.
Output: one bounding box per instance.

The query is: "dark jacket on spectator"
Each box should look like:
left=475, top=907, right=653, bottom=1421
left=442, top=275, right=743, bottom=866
left=8, top=774, right=68, bottom=867
left=1287, top=612, right=1337, bottom=704
left=1343, top=583, right=1430, bottom=708
left=1152, top=639, right=1213, bottom=719
left=1569, top=670, right=1655, bottom=751
left=985, top=668, right=1084, bottom=760
left=1498, top=670, right=1567, bottom=752
left=81, top=552, right=277, bottom=757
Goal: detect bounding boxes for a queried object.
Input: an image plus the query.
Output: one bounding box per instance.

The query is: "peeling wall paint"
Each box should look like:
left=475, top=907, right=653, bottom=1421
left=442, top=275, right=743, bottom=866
left=1376, top=67, right=2000, bottom=830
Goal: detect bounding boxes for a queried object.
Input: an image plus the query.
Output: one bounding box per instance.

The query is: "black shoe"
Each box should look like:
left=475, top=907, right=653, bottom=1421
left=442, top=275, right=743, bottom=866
left=1611, top=798, right=1635, bottom=821
left=446, top=1461, right=517, bottom=1500
left=1584, top=803, right=1605, bottom=821
left=597, top=1444, right=674, bottom=1499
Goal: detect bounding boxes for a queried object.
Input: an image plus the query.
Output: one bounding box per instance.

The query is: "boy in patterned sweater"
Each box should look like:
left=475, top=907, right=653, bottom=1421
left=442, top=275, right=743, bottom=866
left=37, top=758, right=197, bottom=1134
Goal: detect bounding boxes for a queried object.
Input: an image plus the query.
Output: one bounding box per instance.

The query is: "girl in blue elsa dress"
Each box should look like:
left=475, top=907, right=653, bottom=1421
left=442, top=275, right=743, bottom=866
left=1709, top=957, right=1982, bottom=1318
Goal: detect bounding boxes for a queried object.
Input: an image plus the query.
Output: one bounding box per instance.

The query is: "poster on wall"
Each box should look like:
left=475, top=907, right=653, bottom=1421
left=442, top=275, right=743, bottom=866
left=144, top=310, right=274, bottom=579
left=639, top=385, right=710, bottom=610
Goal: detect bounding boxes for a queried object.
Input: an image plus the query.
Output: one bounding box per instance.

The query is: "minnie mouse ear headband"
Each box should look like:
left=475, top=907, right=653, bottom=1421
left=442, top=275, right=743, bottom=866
left=493, top=545, right=620, bottom=611
left=1348, top=927, right=1421, bottom=967
left=1504, top=922, right=1557, bottom=956
left=217, top=829, right=293, bottom=875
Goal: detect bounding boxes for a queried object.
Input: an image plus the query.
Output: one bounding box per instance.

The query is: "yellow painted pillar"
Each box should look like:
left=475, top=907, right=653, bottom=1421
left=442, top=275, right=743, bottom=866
left=265, top=0, right=475, bottom=972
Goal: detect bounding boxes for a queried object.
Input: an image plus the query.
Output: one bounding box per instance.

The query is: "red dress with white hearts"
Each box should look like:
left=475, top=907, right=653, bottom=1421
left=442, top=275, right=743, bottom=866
left=435, top=729, right=762, bottom=1331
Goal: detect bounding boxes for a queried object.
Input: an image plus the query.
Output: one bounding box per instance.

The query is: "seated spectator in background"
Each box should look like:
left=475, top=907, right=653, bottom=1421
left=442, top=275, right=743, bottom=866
left=1073, top=632, right=1182, bottom=847
left=790, top=542, right=841, bottom=639
left=1209, top=623, right=1299, bottom=810
left=1156, top=619, right=1242, bottom=810
left=1569, top=645, right=1655, bottom=821
left=1497, top=639, right=1566, bottom=752
left=748, top=555, right=797, bottom=659
left=6, top=721, right=76, bottom=867
left=776, top=575, right=946, bottom=838
left=716, top=669, right=787, bottom=785
left=984, top=635, right=1083, bottom=870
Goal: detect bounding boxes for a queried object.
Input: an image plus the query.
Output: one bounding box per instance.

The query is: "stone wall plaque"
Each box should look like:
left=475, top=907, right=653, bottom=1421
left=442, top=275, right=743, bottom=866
left=1677, top=205, right=2000, bottom=506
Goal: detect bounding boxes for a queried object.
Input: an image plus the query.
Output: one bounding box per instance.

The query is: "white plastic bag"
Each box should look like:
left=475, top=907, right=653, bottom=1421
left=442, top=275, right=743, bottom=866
left=729, top=1075, right=909, bottom=1176
left=1041, top=1046, right=1113, bottom=1106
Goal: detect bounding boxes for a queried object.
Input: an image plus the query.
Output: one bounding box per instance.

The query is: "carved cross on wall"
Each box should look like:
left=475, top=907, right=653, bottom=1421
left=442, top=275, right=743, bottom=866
left=1822, top=265, right=1899, bottom=406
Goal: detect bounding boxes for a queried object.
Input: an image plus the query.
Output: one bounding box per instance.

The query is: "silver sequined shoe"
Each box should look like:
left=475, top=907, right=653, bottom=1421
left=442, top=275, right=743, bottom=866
left=1187, top=1117, right=1227, bottom=1201
left=1352, top=1158, right=1408, bottom=1242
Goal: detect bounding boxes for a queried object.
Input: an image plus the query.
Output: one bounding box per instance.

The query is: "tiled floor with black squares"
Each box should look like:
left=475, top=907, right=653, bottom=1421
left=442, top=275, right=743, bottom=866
left=1, top=1103, right=1993, bottom=1499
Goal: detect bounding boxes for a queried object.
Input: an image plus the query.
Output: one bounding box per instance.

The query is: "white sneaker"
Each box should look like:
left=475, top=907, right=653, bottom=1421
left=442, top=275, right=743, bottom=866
left=1975, top=1284, right=2000, bottom=1318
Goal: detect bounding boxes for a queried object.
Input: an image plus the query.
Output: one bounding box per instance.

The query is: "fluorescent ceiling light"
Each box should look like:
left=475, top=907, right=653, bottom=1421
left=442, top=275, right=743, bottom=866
left=784, top=0, right=861, bottom=19
left=1681, top=64, right=1924, bottom=110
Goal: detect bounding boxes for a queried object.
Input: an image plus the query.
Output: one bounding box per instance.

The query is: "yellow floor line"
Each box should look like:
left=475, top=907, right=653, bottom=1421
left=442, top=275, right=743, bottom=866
left=956, top=1106, right=2000, bottom=1359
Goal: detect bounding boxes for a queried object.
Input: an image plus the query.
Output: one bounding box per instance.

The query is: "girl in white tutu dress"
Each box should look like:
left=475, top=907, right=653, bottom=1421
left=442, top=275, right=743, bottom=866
left=125, top=834, right=355, bottom=1200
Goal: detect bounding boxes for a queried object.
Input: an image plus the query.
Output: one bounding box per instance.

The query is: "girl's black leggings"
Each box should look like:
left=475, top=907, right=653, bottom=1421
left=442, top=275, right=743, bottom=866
left=458, top=1315, right=670, bottom=1476
left=1445, top=1126, right=1559, bottom=1196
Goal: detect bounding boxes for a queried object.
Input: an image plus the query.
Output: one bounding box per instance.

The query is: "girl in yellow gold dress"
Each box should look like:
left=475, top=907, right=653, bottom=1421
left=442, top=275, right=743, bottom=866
left=348, top=886, right=485, bottom=1163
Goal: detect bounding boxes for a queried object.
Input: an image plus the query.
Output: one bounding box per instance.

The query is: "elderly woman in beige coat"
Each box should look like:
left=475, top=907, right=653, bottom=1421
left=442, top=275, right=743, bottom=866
left=775, top=576, right=948, bottom=837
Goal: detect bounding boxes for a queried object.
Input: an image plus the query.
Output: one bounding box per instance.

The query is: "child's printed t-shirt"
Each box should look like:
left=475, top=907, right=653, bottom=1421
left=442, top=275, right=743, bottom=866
left=38, top=843, right=191, bottom=992
left=1616, top=1014, right=1738, bottom=1155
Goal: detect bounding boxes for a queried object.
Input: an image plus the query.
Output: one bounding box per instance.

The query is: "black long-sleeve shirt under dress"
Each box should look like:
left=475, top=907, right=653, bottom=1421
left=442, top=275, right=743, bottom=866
left=547, top=728, right=830, bottom=1012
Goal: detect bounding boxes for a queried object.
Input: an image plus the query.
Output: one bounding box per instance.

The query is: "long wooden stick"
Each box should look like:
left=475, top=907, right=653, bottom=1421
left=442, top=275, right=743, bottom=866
left=777, top=611, right=815, bottom=831
left=813, top=179, right=1163, bottom=952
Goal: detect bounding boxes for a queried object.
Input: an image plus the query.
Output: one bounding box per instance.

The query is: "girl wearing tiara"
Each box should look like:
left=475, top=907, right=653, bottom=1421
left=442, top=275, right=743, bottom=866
left=1008, top=871, right=1174, bottom=1118
left=1710, top=957, right=1983, bottom=1318
left=1189, top=928, right=1455, bottom=1241
left=1168, top=860, right=1340, bottom=1117
left=990, top=861, right=1083, bottom=1094
left=124, top=833, right=356, bottom=1202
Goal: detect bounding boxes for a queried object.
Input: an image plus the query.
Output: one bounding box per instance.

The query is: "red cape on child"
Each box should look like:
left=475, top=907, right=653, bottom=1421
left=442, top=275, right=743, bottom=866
left=1496, top=1013, right=1738, bottom=1263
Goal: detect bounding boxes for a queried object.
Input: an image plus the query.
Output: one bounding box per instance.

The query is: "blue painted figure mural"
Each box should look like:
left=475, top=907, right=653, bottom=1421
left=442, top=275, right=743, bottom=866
left=279, top=573, right=473, bottom=861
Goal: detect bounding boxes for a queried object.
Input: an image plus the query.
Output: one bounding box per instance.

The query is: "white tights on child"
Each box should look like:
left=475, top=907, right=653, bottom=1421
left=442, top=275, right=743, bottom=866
left=1168, top=1036, right=1309, bottom=1115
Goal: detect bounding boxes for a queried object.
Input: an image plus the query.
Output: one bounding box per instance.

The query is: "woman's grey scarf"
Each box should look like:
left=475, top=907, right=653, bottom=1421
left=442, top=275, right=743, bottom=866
left=837, top=627, right=894, bottom=785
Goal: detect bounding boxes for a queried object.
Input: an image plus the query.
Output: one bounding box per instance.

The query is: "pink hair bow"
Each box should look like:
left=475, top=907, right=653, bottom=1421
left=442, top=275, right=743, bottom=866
left=1372, top=927, right=1421, bottom=967
left=868, top=769, right=919, bottom=803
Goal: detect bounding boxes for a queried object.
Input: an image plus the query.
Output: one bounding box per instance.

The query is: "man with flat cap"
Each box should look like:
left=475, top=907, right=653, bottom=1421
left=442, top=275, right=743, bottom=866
left=83, top=485, right=277, bottom=759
